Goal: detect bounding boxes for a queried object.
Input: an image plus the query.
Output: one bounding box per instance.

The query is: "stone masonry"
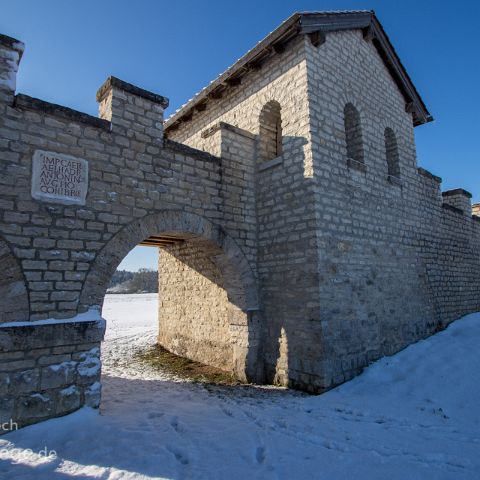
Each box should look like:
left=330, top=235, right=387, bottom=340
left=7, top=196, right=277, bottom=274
left=0, top=11, right=479, bottom=430
left=158, top=242, right=248, bottom=372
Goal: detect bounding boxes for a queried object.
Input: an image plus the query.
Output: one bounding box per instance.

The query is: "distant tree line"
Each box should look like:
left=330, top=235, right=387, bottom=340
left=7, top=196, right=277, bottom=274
left=108, top=268, right=158, bottom=293
left=109, top=270, right=134, bottom=288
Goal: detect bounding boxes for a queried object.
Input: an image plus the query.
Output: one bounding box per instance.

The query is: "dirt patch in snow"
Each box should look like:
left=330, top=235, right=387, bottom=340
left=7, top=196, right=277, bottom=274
left=135, top=344, right=244, bottom=385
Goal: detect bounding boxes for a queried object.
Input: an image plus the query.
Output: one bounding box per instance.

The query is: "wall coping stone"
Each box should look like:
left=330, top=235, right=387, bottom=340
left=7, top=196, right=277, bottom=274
left=201, top=121, right=256, bottom=140
left=442, top=188, right=472, bottom=199
left=96, top=76, right=169, bottom=108
left=14, top=94, right=111, bottom=131
left=0, top=319, right=105, bottom=352
left=258, top=156, right=283, bottom=172
left=200, top=123, right=222, bottom=139
left=0, top=33, right=24, bottom=58
left=417, top=167, right=442, bottom=183
left=387, top=175, right=403, bottom=188
left=163, top=138, right=221, bottom=163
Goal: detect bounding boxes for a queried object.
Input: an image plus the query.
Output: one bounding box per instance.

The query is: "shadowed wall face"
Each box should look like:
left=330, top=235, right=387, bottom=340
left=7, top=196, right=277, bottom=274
left=0, top=240, right=29, bottom=322
left=158, top=241, right=242, bottom=371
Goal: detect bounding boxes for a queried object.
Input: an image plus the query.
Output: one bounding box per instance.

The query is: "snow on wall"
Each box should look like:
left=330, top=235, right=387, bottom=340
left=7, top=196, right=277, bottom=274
left=0, top=48, right=21, bottom=92
left=0, top=307, right=103, bottom=328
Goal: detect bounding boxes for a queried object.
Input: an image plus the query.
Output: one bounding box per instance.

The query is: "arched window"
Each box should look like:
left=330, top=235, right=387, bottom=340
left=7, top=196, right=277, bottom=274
left=259, top=101, right=282, bottom=162
left=344, top=103, right=364, bottom=165
left=384, top=127, right=400, bottom=178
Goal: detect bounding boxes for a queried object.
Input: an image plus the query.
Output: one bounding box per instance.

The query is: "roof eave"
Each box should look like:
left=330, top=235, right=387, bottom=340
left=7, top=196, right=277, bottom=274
left=164, top=13, right=302, bottom=130
left=299, top=12, right=432, bottom=126
left=165, top=11, right=432, bottom=132
left=368, top=15, right=433, bottom=125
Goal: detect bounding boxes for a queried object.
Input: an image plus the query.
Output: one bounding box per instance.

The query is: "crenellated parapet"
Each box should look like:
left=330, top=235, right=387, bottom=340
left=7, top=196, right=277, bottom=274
left=0, top=31, right=262, bottom=430
left=442, top=188, right=473, bottom=217
left=0, top=33, right=24, bottom=103
left=96, top=76, right=168, bottom=140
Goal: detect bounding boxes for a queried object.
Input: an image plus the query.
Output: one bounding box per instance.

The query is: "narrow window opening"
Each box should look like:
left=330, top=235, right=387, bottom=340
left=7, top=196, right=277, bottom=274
left=385, top=127, right=400, bottom=178
left=259, top=101, right=282, bottom=162
left=344, top=103, right=364, bottom=165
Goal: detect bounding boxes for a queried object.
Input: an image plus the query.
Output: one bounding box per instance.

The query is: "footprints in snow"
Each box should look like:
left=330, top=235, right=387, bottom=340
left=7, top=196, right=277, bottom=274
left=166, top=444, right=189, bottom=465
left=165, top=416, right=189, bottom=467
left=220, top=405, right=234, bottom=417
left=170, top=415, right=184, bottom=433
left=147, top=411, right=164, bottom=420
left=256, top=446, right=266, bottom=464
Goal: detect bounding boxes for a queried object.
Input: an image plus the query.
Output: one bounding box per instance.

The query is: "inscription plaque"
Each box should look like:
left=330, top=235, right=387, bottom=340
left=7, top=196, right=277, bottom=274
left=31, top=150, right=89, bottom=205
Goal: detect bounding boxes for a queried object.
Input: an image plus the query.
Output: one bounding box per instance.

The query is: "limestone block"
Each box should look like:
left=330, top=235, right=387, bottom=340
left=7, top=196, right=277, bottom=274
left=56, top=385, right=81, bottom=414
left=0, top=397, right=14, bottom=424
left=84, top=381, right=101, bottom=408
left=10, top=368, right=39, bottom=393
left=16, top=392, right=54, bottom=420
left=75, top=347, right=101, bottom=385
left=0, top=372, right=9, bottom=395
left=0, top=321, right=105, bottom=352
left=40, top=361, right=76, bottom=389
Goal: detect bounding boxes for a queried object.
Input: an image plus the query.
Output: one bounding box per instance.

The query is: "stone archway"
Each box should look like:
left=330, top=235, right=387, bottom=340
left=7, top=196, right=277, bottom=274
left=0, top=237, right=29, bottom=323
left=80, top=210, right=263, bottom=382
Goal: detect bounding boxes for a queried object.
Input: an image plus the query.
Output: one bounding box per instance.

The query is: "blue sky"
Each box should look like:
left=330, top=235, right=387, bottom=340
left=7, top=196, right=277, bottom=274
left=2, top=0, right=479, bottom=271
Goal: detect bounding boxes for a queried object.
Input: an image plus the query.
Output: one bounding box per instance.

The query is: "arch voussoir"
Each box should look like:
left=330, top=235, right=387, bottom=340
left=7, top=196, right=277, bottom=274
left=80, top=210, right=259, bottom=314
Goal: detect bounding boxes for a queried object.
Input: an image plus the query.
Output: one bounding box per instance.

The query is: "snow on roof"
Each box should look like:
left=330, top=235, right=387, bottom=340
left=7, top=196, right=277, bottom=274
left=165, top=11, right=432, bottom=131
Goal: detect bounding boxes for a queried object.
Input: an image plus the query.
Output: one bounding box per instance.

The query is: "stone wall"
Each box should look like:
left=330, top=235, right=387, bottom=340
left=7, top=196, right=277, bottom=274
left=0, top=14, right=479, bottom=431
left=473, top=203, right=480, bottom=217
left=166, top=28, right=480, bottom=391
left=166, top=36, right=321, bottom=388
left=304, top=29, right=480, bottom=388
left=158, top=241, right=242, bottom=371
left=0, top=54, right=259, bottom=323
left=0, top=32, right=261, bottom=430
left=0, top=317, right=104, bottom=430
left=0, top=238, right=29, bottom=322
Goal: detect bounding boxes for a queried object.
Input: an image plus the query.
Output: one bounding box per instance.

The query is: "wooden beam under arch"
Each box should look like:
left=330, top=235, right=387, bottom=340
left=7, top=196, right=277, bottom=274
left=139, top=235, right=186, bottom=248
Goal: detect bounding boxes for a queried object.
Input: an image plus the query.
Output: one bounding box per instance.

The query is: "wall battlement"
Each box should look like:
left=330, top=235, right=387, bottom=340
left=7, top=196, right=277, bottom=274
left=0, top=31, right=263, bottom=429
left=0, top=33, right=24, bottom=103
left=442, top=188, right=473, bottom=217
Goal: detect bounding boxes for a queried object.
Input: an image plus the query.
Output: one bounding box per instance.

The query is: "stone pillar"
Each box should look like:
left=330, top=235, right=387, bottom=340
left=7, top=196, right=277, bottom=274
left=442, top=189, right=473, bottom=216
left=96, top=76, right=169, bottom=142
left=0, top=34, right=24, bottom=104
left=473, top=203, right=480, bottom=218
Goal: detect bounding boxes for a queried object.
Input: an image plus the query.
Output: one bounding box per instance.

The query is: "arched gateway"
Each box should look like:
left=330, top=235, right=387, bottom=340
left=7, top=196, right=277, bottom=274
left=0, top=44, right=264, bottom=429
left=81, top=210, right=262, bottom=381
left=2, top=11, right=480, bottom=431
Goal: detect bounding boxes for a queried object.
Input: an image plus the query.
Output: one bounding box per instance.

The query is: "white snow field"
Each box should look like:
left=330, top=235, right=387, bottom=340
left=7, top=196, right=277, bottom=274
left=1, top=293, right=479, bottom=479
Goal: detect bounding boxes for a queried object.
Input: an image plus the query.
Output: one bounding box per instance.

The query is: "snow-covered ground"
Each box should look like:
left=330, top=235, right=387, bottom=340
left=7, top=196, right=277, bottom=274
left=1, top=293, right=479, bottom=479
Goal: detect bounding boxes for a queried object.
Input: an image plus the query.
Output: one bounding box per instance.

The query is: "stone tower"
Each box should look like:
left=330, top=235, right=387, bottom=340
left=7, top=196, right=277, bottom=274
left=162, top=11, right=480, bottom=390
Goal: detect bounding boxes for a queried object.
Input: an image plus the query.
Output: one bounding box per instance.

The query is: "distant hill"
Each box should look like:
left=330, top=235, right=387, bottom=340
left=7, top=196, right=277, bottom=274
left=107, top=268, right=158, bottom=294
